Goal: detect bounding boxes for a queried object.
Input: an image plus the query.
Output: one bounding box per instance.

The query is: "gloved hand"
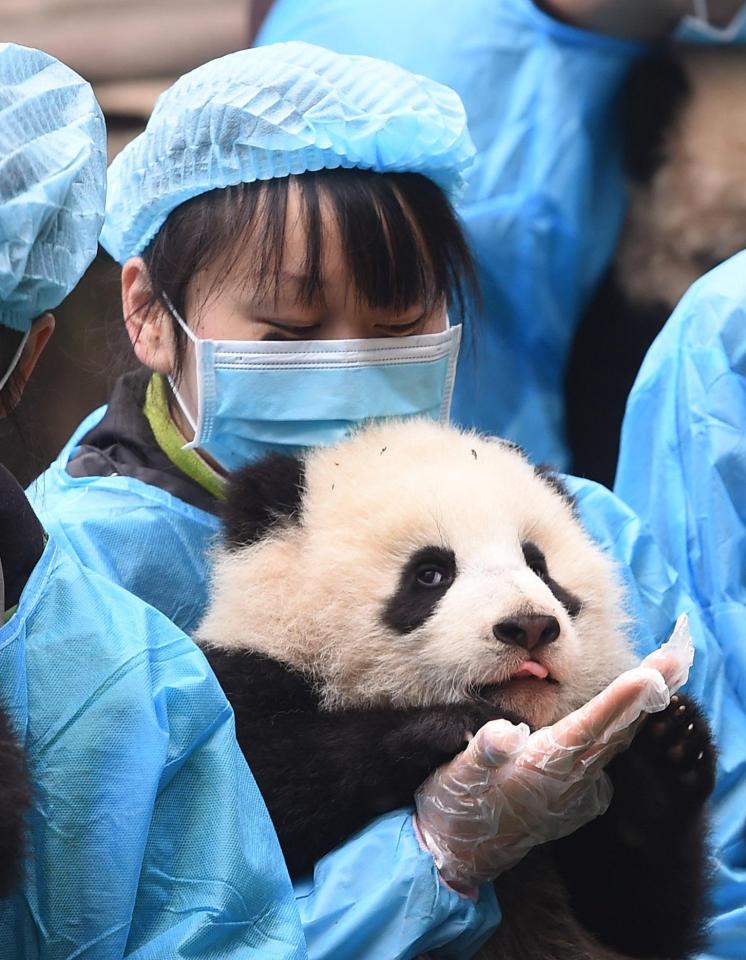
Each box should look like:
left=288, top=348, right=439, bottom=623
left=414, top=615, right=694, bottom=891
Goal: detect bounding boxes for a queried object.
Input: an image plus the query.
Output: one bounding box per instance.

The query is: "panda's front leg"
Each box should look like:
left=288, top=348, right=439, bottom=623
left=552, top=693, right=716, bottom=959
left=242, top=698, right=505, bottom=879
left=0, top=704, right=29, bottom=897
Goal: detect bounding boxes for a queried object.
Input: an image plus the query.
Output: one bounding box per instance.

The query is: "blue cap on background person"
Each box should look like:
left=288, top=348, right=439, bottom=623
left=101, top=41, right=475, bottom=263
left=0, top=43, right=106, bottom=333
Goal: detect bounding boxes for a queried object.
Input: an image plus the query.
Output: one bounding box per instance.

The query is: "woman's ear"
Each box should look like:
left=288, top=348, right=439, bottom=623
left=0, top=313, right=56, bottom=413
left=18, top=312, right=55, bottom=382
left=121, top=257, right=177, bottom=374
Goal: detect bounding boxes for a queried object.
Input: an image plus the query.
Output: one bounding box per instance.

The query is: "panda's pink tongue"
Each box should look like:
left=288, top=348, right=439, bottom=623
left=513, top=661, right=549, bottom=680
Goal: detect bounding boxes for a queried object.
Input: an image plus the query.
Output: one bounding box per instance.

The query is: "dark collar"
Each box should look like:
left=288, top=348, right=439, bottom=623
left=67, top=368, right=220, bottom=516
left=0, top=463, right=45, bottom=609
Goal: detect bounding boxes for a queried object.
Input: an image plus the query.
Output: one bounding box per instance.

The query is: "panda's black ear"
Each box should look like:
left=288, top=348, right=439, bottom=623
left=620, top=52, right=690, bottom=184
left=535, top=464, right=577, bottom=512
left=222, top=453, right=306, bottom=549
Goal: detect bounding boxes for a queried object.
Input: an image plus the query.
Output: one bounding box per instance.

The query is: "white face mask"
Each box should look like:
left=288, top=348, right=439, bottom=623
left=0, top=329, right=30, bottom=395
left=678, top=1, right=746, bottom=41
left=163, top=295, right=462, bottom=472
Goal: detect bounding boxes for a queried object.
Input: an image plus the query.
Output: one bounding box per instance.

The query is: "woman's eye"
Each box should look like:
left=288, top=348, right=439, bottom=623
left=379, top=314, right=426, bottom=336
left=416, top=565, right=449, bottom=587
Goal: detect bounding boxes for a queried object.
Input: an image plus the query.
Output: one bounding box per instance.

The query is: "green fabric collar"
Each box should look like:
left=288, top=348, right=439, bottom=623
left=143, top=375, right=225, bottom=502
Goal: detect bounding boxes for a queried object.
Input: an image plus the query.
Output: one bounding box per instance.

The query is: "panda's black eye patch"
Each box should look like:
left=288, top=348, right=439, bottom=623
left=522, top=542, right=548, bottom=578
left=522, top=541, right=583, bottom=619
left=383, top=546, right=457, bottom=635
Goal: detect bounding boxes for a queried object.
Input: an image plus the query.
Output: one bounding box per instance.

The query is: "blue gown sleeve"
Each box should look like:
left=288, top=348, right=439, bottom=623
left=257, top=0, right=644, bottom=469
left=295, top=811, right=500, bottom=960
left=615, top=251, right=746, bottom=703
left=567, top=474, right=746, bottom=960
left=0, top=540, right=307, bottom=959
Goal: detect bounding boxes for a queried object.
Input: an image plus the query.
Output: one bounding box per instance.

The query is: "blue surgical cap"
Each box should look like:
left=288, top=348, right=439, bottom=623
left=0, top=44, right=106, bottom=332
left=101, top=41, right=475, bottom=264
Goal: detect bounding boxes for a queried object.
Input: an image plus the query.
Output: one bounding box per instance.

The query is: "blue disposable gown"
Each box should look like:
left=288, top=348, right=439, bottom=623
left=616, top=251, right=746, bottom=723
left=31, top=407, right=746, bottom=957
left=0, top=537, right=306, bottom=959
left=28, top=424, right=500, bottom=959
left=570, top=476, right=746, bottom=960
left=256, top=0, right=643, bottom=469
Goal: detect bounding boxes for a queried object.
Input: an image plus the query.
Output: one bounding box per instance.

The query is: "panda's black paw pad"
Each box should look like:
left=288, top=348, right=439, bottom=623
left=641, top=695, right=715, bottom=801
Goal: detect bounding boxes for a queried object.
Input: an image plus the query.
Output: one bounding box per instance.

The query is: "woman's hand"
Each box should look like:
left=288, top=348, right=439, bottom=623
left=414, top=615, right=694, bottom=892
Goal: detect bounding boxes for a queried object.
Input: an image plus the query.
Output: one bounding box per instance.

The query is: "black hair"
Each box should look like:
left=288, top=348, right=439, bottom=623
left=139, top=168, right=479, bottom=382
left=0, top=326, right=26, bottom=418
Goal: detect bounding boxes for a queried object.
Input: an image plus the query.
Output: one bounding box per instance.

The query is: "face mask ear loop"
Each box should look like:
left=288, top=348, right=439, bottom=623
left=0, top=328, right=31, bottom=394
left=161, top=292, right=199, bottom=434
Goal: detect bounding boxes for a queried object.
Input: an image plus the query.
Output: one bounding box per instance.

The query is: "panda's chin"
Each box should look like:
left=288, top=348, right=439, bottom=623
left=473, top=677, right=561, bottom=729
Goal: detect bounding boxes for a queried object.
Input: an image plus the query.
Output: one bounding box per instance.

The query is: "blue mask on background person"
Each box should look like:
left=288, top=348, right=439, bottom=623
left=677, top=0, right=746, bottom=41
left=164, top=296, right=462, bottom=472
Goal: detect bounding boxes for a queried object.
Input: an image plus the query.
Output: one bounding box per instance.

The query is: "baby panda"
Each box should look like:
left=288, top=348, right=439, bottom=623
left=566, top=45, right=746, bottom=486
left=196, top=420, right=715, bottom=960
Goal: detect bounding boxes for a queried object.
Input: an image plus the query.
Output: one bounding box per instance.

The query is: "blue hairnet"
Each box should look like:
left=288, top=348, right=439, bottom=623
left=101, top=41, right=475, bottom=263
left=0, top=43, right=106, bottom=332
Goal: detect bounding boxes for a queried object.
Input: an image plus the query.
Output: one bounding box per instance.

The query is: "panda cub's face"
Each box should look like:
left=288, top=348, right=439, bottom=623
left=198, top=421, right=635, bottom=729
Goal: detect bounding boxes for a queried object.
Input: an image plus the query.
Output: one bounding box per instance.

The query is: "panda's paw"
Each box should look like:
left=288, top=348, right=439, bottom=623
left=645, top=695, right=716, bottom=803
left=609, top=694, right=716, bottom=835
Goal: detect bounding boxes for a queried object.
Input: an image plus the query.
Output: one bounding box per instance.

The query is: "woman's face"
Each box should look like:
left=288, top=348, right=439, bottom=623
left=123, top=182, right=448, bottom=443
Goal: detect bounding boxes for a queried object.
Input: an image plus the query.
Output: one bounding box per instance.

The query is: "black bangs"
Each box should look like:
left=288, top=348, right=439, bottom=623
left=140, top=168, right=478, bottom=377
left=292, top=169, right=477, bottom=317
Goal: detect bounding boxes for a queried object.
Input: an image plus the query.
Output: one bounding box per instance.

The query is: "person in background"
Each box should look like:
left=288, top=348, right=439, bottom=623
left=254, top=0, right=746, bottom=471
left=0, top=42, right=308, bottom=958
left=615, top=251, right=746, bottom=698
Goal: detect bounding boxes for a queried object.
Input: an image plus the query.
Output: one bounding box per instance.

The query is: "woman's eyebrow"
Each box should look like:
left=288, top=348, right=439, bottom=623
left=275, top=270, right=327, bottom=293
left=246, top=271, right=327, bottom=308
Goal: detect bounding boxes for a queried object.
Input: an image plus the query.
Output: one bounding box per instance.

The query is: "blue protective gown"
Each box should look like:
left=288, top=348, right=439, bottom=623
left=30, top=405, right=746, bottom=958
left=256, top=0, right=643, bottom=469
left=0, top=536, right=306, bottom=959
left=616, top=251, right=746, bottom=728
left=568, top=477, right=746, bottom=960
left=28, top=418, right=500, bottom=960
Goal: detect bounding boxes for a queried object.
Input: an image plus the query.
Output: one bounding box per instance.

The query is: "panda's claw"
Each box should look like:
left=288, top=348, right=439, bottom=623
left=608, top=694, right=716, bottom=831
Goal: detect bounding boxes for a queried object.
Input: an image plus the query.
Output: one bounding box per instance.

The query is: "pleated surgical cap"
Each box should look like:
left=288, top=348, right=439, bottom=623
left=0, top=44, right=106, bottom=332
left=101, top=41, right=475, bottom=264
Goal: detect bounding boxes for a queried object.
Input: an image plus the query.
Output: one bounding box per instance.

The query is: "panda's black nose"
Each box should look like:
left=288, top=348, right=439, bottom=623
left=493, top=615, right=560, bottom=652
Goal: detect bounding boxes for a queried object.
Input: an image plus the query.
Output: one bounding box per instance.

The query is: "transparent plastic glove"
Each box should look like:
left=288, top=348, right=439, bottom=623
left=415, top=615, right=694, bottom=890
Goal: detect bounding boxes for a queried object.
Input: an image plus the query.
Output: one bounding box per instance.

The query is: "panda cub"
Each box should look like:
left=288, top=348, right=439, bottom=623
left=197, top=420, right=715, bottom=960
left=567, top=46, right=746, bottom=485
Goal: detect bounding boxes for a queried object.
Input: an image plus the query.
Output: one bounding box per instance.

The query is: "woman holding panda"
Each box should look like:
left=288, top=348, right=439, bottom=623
left=24, top=7, right=746, bottom=960
left=0, top=33, right=681, bottom=960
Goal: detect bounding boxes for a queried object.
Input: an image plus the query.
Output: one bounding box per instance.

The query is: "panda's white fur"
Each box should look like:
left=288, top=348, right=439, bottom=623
left=197, top=419, right=635, bottom=730
left=617, top=46, right=746, bottom=310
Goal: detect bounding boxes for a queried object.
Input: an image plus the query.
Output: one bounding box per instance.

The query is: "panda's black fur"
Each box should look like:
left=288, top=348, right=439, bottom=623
left=199, top=424, right=715, bottom=960
left=566, top=46, right=746, bottom=486
left=0, top=705, right=29, bottom=898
